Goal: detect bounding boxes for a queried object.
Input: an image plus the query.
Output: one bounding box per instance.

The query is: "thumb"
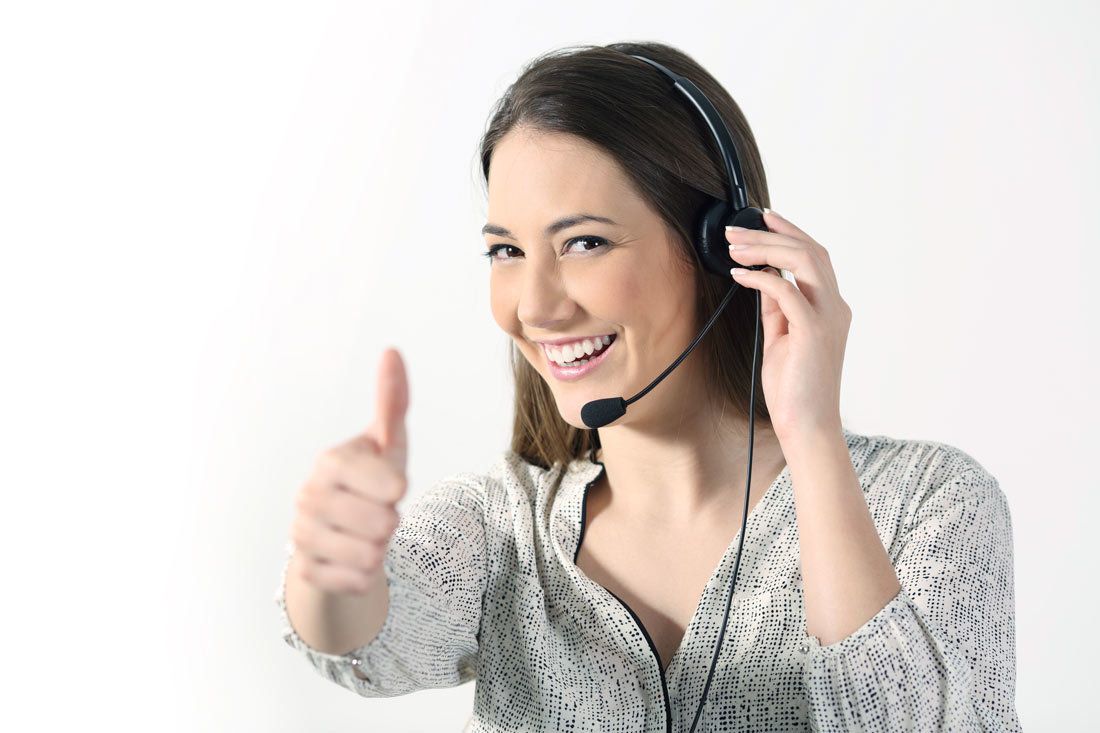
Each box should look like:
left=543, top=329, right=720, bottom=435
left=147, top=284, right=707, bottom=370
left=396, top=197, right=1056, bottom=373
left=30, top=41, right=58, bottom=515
left=372, top=347, right=409, bottom=472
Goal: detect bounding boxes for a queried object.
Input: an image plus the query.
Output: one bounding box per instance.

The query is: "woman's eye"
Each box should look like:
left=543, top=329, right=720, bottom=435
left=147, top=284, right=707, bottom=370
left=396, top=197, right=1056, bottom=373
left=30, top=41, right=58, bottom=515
left=481, top=236, right=609, bottom=262
left=483, top=244, right=520, bottom=260
left=564, top=236, right=609, bottom=254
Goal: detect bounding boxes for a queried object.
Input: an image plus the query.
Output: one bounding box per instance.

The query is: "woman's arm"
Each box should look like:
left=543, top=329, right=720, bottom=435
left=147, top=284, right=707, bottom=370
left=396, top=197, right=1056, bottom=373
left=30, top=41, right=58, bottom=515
left=786, top=424, right=902, bottom=645
left=275, top=472, right=489, bottom=697
left=789, top=434, right=1020, bottom=731
left=283, top=548, right=390, bottom=657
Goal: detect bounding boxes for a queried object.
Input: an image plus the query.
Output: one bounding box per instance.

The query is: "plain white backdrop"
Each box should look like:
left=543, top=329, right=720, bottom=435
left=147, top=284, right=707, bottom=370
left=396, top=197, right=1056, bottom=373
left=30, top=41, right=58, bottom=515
left=1, top=0, right=1095, bottom=729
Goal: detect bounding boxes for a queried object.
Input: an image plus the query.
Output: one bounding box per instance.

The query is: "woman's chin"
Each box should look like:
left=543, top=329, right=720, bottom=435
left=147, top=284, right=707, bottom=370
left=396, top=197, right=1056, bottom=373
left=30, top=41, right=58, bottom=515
left=556, top=400, right=624, bottom=431
left=547, top=397, right=593, bottom=431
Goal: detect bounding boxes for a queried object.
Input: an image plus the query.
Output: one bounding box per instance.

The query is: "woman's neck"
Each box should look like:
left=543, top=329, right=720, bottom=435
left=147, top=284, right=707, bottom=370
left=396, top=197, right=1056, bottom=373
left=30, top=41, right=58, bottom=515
left=591, top=417, right=784, bottom=526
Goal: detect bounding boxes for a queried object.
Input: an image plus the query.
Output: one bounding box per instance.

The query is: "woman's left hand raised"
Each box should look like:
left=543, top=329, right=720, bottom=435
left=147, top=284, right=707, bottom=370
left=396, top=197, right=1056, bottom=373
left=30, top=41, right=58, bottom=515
left=725, top=209, right=851, bottom=442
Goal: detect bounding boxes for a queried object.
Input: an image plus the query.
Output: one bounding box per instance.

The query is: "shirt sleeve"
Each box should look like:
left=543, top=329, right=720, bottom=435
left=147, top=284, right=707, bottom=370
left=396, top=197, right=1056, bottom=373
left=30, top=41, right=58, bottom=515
left=801, top=461, right=1022, bottom=732
left=274, top=471, right=489, bottom=697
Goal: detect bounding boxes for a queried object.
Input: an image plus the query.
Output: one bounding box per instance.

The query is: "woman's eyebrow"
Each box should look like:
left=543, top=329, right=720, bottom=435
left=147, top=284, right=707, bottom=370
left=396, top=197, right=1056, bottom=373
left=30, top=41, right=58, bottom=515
left=481, top=213, right=618, bottom=239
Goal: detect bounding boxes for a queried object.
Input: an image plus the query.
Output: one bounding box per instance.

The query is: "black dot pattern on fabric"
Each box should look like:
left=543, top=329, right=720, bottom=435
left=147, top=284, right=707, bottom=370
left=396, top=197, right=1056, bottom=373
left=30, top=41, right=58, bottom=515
left=275, top=427, right=1021, bottom=731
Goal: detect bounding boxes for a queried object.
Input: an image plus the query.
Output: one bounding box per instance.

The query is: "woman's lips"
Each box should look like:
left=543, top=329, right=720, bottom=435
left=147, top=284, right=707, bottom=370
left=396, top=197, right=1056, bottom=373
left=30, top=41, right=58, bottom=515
left=545, top=336, right=617, bottom=381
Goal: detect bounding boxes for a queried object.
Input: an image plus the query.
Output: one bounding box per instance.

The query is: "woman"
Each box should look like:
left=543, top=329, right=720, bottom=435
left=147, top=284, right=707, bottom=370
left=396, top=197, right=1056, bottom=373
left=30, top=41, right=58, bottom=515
left=276, top=42, right=1021, bottom=731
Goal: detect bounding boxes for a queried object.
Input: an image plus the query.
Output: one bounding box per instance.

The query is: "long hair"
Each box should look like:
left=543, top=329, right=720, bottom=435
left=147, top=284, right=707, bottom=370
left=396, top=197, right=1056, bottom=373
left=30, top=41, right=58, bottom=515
left=477, top=41, right=772, bottom=470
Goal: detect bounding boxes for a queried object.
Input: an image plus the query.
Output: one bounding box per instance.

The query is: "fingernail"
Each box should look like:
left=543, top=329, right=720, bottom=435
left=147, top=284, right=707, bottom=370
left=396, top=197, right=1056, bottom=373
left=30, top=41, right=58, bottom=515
left=725, top=225, right=746, bottom=231
left=730, top=267, right=750, bottom=277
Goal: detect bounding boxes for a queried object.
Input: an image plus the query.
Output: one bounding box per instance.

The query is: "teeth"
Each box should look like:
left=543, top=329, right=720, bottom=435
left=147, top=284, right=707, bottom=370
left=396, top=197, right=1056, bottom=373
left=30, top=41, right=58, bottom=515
left=544, top=334, right=614, bottom=366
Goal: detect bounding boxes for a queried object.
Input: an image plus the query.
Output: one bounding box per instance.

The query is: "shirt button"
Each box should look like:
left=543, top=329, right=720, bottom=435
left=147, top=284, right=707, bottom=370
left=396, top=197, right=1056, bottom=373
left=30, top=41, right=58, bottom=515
left=799, top=642, right=810, bottom=654
left=349, top=656, right=371, bottom=682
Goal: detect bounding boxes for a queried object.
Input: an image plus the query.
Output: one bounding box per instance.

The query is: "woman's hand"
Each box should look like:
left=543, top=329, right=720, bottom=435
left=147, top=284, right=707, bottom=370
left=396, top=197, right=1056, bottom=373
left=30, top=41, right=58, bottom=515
left=725, top=210, right=851, bottom=442
left=289, top=348, right=410, bottom=595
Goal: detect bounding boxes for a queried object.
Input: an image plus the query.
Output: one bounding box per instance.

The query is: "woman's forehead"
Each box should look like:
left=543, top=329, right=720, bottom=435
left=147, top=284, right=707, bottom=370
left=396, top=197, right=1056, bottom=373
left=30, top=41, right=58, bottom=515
left=487, top=134, right=646, bottom=228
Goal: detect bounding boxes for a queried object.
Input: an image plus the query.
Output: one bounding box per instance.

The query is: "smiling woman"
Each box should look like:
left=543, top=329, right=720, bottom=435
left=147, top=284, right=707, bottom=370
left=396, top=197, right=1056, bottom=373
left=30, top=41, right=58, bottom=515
left=477, top=58, right=774, bottom=471
left=276, top=40, right=1020, bottom=733
left=480, top=126, right=720, bottom=449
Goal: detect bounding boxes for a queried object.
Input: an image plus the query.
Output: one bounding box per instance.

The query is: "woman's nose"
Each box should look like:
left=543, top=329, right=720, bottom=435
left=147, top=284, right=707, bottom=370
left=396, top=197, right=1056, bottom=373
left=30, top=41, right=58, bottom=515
left=516, top=268, right=577, bottom=329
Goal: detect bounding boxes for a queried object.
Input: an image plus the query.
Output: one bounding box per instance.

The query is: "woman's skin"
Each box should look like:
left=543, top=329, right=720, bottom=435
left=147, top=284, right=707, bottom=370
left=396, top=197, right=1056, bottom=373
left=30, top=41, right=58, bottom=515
left=483, top=125, right=901, bottom=668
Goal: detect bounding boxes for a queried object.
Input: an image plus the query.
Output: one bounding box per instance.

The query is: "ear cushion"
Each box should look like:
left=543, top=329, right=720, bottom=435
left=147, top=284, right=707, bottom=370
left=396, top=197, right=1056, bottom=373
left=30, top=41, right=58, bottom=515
left=696, top=201, right=770, bottom=277
left=729, top=206, right=767, bottom=232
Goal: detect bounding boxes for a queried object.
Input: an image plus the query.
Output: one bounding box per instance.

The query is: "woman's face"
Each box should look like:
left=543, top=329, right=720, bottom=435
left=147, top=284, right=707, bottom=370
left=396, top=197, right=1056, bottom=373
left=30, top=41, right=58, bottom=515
left=484, top=127, right=703, bottom=429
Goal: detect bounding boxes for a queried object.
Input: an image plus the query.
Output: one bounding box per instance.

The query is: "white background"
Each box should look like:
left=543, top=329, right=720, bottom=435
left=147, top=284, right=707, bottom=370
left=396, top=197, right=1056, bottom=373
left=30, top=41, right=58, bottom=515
left=2, top=0, right=1095, bottom=730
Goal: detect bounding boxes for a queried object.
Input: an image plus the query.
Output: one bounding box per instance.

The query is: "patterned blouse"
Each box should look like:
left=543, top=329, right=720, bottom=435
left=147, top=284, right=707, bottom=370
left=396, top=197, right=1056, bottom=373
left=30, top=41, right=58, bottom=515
left=275, top=426, right=1021, bottom=731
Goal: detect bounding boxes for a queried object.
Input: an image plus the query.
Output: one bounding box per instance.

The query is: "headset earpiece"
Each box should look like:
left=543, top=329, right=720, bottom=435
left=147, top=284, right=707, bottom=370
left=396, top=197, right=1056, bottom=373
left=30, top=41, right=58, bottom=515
left=696, top=201, right=770, bottom=278
left=728, top=205, right=767, bottom=232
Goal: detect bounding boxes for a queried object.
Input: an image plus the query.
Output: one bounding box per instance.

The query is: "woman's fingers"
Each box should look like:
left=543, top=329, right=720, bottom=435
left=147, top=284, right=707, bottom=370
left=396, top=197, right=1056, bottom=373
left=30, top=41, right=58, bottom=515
left=313, top=443, right=408, bottom=504
left=288, top=348, right=411, bottom=597
left=292, top=510, right=390, bottom=576
left=296, top=482, right=400, bottom=542
left=726, top=221, right=841, bottom=310
left=762, top=209, right=817, bottom=248
left=298, top=551, right=383, bottom=594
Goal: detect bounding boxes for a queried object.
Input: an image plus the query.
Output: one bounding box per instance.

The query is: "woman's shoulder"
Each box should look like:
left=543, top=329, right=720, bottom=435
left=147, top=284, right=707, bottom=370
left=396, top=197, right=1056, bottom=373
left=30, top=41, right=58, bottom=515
left=408, top=448, right=585, bottom=516
left=490, top=448, right=599, bottom=508
left=841, top=425, right=1005, bottom=529
left=844, top=425, right=997, bottom=484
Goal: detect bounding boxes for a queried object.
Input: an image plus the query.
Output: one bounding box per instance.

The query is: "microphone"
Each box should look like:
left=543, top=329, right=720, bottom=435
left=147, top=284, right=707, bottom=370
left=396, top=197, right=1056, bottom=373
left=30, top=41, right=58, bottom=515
left=580, top=280, right=748, bottom=428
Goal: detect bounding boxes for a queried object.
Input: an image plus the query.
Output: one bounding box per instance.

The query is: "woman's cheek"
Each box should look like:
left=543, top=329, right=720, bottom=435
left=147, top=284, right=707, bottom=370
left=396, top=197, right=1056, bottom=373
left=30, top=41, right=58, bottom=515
left=588, top=267, right=640, bottom=315
left=488, top=277, right=516, bottom=335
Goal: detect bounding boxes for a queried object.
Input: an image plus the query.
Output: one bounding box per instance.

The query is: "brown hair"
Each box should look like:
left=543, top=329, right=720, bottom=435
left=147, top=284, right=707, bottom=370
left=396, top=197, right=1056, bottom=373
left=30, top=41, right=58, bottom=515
left=477, top=41, right=773, bottom=471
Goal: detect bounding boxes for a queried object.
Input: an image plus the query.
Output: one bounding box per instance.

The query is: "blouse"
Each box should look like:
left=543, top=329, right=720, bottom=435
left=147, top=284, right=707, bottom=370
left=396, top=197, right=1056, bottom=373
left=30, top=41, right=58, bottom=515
left=274, top=426, right=1022, bottom=731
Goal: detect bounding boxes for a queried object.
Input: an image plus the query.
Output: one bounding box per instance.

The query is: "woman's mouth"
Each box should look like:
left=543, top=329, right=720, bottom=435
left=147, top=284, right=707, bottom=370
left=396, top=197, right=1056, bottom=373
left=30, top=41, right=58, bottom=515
left=543, top=334, right=618, bottom=381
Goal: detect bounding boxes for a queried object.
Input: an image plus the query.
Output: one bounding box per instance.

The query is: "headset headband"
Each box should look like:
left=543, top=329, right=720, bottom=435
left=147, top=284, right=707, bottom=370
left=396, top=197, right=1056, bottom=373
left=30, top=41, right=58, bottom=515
left=628, top=54, right=749, bottom=212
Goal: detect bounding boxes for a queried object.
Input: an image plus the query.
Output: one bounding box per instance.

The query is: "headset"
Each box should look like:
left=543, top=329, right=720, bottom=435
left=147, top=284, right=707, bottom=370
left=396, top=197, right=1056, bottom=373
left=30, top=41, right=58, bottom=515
left=580, top=54, right=772, bottom=733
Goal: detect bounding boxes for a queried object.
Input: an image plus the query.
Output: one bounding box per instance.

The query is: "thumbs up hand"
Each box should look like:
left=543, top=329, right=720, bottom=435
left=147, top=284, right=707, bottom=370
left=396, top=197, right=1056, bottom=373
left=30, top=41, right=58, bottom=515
left=289, top=348, right=410, bottom=595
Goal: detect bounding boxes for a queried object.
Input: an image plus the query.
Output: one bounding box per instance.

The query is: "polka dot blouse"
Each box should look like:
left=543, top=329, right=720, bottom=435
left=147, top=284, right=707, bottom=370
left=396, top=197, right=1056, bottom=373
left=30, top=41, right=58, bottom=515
left=275, top=426, right=1021, bottom=731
